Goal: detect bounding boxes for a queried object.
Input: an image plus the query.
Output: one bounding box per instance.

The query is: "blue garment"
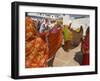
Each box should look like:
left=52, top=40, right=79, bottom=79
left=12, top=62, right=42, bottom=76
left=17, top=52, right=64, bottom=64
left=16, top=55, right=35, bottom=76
left=39, top=24, right=45, bottom=33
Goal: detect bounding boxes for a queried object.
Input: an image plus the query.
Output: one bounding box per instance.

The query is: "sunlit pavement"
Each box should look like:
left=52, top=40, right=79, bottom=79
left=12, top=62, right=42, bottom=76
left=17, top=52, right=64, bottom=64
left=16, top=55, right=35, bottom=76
left=53, top=43, right=81, bottom=66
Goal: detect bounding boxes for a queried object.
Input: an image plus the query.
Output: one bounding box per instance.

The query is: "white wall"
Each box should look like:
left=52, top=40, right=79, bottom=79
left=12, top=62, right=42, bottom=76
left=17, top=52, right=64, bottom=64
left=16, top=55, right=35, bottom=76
left=0, top=0, right=99, bottom=81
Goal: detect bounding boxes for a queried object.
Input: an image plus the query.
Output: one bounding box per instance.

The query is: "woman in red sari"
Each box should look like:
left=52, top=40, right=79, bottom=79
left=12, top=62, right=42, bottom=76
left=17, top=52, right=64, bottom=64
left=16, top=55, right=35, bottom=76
left=81, top=27, right=89, bottom=65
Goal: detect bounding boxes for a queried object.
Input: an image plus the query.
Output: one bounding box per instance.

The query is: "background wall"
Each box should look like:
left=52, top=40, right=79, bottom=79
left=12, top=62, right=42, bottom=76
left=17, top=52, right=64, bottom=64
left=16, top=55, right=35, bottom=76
left=0, top=0, right=99, bottom=81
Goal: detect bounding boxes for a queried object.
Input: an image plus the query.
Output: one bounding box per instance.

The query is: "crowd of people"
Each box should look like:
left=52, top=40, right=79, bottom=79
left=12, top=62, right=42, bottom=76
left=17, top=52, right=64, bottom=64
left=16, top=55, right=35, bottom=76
left=33, top=18, right=63, bottom=33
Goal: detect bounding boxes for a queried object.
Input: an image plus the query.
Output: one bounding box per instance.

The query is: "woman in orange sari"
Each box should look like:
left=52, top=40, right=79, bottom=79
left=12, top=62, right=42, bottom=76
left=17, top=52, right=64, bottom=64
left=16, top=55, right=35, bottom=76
left=25, top=17, right=49, bottom=68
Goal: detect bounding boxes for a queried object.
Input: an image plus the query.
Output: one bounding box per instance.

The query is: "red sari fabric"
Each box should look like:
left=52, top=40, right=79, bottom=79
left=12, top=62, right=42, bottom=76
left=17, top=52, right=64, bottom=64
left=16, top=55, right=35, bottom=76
left=82, top=28, right=89, bottom=65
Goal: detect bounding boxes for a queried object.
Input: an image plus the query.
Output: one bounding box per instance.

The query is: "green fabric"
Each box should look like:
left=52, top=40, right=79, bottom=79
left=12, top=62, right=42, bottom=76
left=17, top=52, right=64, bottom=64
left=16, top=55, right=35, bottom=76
left=63, top=26, right=72, bottom=42
left=63, top=26, right=68, bottom=41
